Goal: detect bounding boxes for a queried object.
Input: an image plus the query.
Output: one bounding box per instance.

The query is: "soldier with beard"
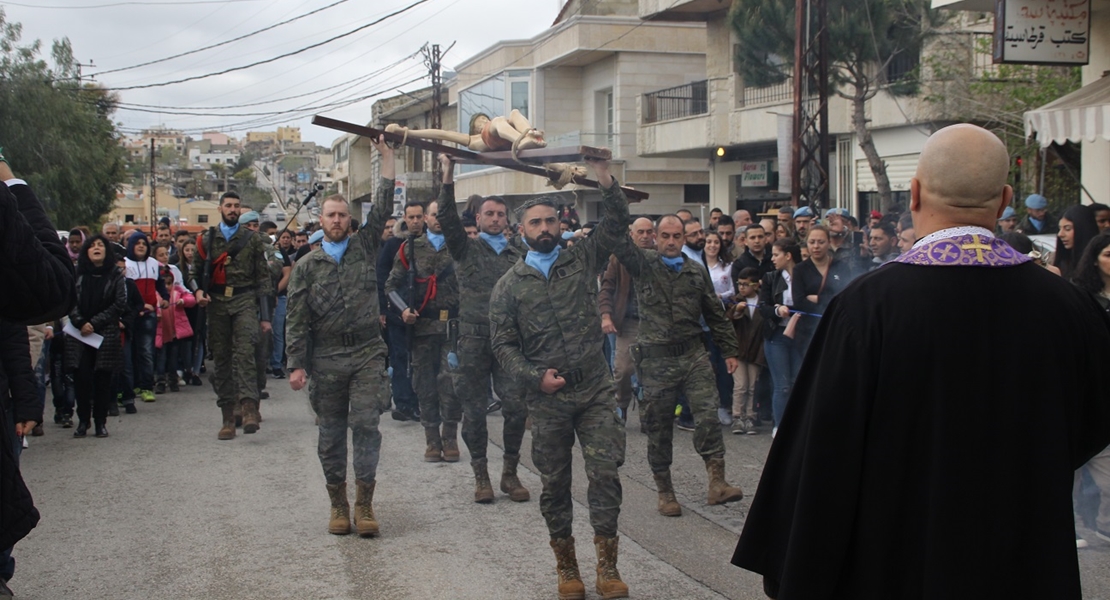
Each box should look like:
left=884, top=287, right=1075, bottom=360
left=489, top=157, right=631, bottom=600
left=286, top=136, right=396, bottom=537
left=434, top=154, right=530, bottom=504
left=195, top=192, right=273, bottom=440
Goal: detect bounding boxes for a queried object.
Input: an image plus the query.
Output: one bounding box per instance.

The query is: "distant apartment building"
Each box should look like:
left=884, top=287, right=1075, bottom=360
left=202, top=131, right=234, bottom=146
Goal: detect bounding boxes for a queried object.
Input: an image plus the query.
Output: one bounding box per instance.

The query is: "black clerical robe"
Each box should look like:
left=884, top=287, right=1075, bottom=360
left=732, top=232, right=1110, bottom=600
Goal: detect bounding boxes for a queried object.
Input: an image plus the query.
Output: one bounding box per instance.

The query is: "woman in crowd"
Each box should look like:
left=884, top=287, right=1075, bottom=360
left=68, top=235, right=127, bottom=438
left=125, top=233, right=168, bottom=403
left=792, top=225, right=853, bottom=353
left=154, top=265, right=195, bottom=394
left=1069, top=231, right=1110, bottom=548
left=704, top=231, right=736, bottom=423
left=704, top=231, right=735, bottom=302
left=758, top=238, right=803, bottom=437
left=1055, top=204, right=1099, bottom=280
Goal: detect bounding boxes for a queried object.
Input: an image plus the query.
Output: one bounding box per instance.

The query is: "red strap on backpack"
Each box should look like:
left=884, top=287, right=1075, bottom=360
left=398, top=241, right=437, bottom=312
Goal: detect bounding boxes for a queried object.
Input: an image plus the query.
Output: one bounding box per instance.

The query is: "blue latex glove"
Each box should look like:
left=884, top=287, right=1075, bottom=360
left=447, top=352, right=459, bottom=370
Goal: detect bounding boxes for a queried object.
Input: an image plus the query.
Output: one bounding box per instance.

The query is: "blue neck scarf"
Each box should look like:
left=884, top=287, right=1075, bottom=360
left=525, top=247, right=561, bottom=279
left=661, top=255, right=685, bottom=272
left=322, top=237, right=350, bottom=264
left=1029, top=217, right=1044, bottom=231
left=426, top=231, right=445, bottom=251
left=480, top=232, right=508, bottom=255
left=219, top=221, right=239, bottom=241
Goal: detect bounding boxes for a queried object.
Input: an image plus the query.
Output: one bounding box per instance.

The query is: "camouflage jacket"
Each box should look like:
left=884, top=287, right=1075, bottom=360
left=285, top=178, right=394, bottom=371
left=384, top=230, right=459, bottom=336
left=197, top=224, right=274, bottom=319
left=489, top=180, right=631, bottom=390
left=611, top=240, right=740, bottom=358
left=436, top=183, right=526, bottom=329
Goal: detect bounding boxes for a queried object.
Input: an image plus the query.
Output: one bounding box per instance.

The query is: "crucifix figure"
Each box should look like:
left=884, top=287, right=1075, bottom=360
left=385, top=109, right=546, bottom=154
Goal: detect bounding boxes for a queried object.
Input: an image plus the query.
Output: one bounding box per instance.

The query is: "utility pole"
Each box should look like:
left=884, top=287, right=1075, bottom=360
left=425, top=43, right=443, bottom=197
left=149, top=138, right=157, bottom=236
left=791, top=0, right=830, bottom=213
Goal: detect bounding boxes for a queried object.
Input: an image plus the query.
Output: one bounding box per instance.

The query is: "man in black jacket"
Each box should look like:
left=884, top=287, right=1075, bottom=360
left=376, top=223, right=418, bottom=422
left=0, top=150, right=75, bottom=598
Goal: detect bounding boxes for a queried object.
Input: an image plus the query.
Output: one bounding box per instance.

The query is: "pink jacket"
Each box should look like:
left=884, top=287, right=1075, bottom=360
left=156, top=284, right=196, bottom=348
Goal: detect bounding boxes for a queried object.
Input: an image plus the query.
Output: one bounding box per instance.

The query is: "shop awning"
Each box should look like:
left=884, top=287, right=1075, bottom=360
left=1024, top=75, right=1110, bottom=148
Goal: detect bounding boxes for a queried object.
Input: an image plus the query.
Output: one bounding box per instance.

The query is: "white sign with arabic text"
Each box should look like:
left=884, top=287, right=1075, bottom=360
left=994, top=0, right=1090, bottom=65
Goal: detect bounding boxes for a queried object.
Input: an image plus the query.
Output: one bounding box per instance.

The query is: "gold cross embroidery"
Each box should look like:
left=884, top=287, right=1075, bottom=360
left=960, top=235, right=992, bottom=264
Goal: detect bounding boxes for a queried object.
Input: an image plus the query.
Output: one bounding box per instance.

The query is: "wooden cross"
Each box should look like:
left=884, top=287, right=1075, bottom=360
left=311, top=115, right=649, bottom=201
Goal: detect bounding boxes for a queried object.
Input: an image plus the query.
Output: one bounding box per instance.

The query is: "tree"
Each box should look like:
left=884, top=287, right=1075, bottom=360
left=924, top=33, right=1082, bottom=210
left=0, top=9, right=126, bottom=229
left=729, top=0, right=946, bottom=210
left=232, top=167, right=256, bottom=185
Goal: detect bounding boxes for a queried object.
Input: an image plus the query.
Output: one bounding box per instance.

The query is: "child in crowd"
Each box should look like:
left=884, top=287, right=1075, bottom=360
left=154, top=265, right=195, bottom=394
left=725, top=267, right=765, bottom=435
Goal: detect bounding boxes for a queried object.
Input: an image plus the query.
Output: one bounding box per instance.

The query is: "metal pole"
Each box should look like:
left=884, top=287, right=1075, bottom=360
left=791, top=0, right=806, bottom=208
left=150, top=138, right=157, bottom=237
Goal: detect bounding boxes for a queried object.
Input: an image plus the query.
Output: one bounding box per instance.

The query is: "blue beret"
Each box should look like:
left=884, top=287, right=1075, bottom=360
left=308, top=230, right=325, bottom=245
left=561, top=231, right=576, bottom=240
left=998, top=206, right=1016, bottom=221
left=1024, top=194, right=1048, bottom=210
left=238, top=210, right=260, bottom=224
left=793, top=206, right=813, bottom=219
left=824, top=207, right=849, bottom=218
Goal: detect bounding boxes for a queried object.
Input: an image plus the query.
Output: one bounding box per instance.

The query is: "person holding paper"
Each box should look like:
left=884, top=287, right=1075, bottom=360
left=66, top=235, right=128, bottom=438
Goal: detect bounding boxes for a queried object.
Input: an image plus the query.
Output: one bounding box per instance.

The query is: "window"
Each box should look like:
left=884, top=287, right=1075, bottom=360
left=458, top=71, right=532, bottom=172
left=198, top=214, right=209, bottom=223
left=511, top=81, right=529, bottom=118
left=684, top=184, right=710, bottom=204
left=125, top=214, right=135, bottom=223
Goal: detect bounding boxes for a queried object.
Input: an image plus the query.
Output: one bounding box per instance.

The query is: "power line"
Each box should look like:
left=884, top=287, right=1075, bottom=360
left=91, top=0, right=352, bottom=76
left=102, top=0, right=432, bottom=91
left=3, top=0, right=262, bottom=7
left=98, top=50, right=423, bottom=111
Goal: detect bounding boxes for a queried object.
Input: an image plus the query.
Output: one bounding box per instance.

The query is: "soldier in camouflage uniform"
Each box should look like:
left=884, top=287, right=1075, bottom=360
left=384, top=199, right=461, bottom=463
left=488, top=158, right=631, bottom=600
left=610, top=214, right=745, bottom=517
left=435, top=154, right=530, bottom=504
left=195, top=192, right=273, bottom=440
left=285, top=136, right=395, bottom=538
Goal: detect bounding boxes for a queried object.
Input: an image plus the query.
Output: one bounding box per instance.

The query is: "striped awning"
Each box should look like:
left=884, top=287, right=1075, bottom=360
left=1024, top=75, right=1110, bottom=148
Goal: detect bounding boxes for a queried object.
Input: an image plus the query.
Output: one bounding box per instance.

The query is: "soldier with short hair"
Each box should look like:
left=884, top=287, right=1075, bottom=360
left=435, top=154, right=529, bottom=504
left=285, top=136, right=396, bottom=537
left=488, top=157, right=631, bottom=600
left=195, top=192, right=273, bottom=440
left=611, top=214, right=746, bottom=517
left=385, top=198, right=461, bottom=463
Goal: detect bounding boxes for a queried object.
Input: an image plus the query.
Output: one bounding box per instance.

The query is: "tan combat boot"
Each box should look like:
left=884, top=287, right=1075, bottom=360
left=705, top=457, right=744, bottom=505
left=441, top=422, right=460, bottom=463
left=424, top=427, right=443, bottom=462
left=472, top=459, right=495, bottom=504
left=217, top=406, right=236, bottom=440
left=549, top=537, right=586, bottom=600
left=325, top=482, right=351, bottom=535
left=353, top=480, right=379, bottom=537
left=241, top=399, right=260, bottom=434
left=593, top=535, right=629, bottom=599
left=652, top=471, right=682, bottom=516
left=500, top=454, right=530, bottom=502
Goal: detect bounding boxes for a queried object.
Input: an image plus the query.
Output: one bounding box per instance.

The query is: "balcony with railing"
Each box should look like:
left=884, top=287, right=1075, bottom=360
left=642, top=80, right=708, bottom=124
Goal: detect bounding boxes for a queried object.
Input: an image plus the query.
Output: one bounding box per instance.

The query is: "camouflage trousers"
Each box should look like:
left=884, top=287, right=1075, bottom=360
left=528, top=370, right=625, bottom=539
left=207, top=293, right=259, bottom=409
left=452, top=333, right=528, bottom=464
left=638, top=345, right=726, bottom=474
left=309, top=352, right=390, bottom=485
left=411, top=333, right=461, bottom=428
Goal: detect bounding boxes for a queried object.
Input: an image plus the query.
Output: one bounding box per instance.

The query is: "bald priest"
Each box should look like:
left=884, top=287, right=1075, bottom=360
left=731, top=124, right=1110, bottom=600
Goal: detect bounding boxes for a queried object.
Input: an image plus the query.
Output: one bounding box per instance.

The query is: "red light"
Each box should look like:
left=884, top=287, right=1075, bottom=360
left=1015, top=157, right=1023, bottom=167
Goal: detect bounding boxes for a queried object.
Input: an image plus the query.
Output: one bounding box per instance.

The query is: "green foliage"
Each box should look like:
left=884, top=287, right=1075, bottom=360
left=728, top=0, right=944, bottom=98
left=925, top=34, right=1082, bottom=208
left=232, top=167, right=256, bottom=184
left=0, top=8, right=126, bottom=229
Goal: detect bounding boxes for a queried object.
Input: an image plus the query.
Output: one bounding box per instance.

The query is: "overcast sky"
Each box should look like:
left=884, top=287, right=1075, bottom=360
left=4, top=0, right=563, bottom=146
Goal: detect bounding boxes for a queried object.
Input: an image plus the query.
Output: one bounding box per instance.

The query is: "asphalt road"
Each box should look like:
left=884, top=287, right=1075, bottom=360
left=12, top=378, right=1110, bottom=599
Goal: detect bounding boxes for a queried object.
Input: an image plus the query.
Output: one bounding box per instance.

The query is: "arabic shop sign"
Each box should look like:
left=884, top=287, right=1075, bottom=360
left=994, top=0, right=1089, bottom=65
